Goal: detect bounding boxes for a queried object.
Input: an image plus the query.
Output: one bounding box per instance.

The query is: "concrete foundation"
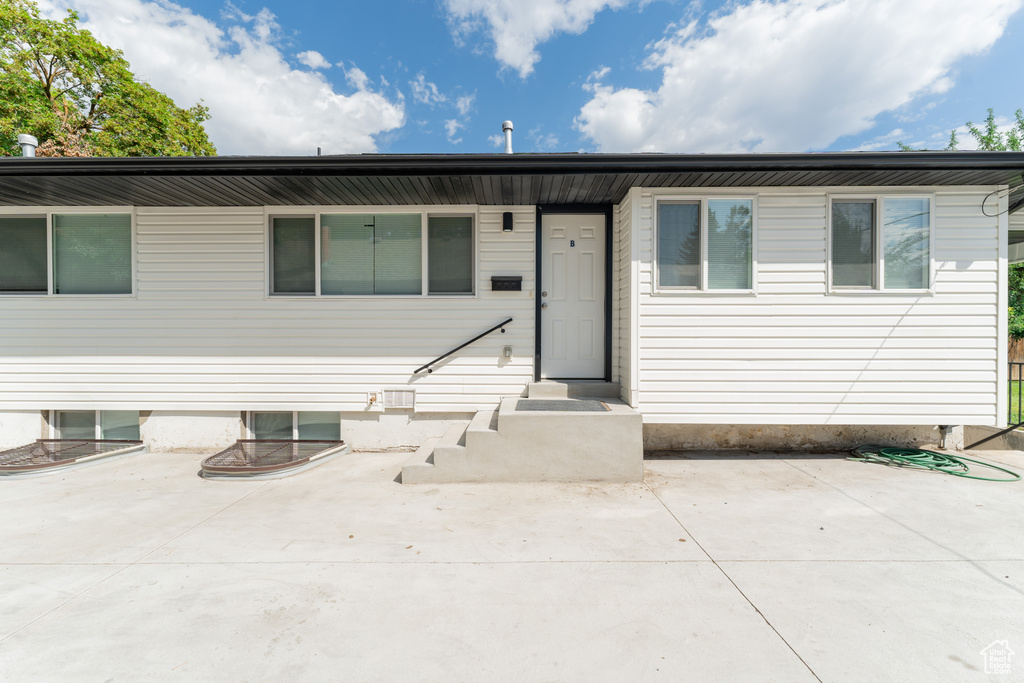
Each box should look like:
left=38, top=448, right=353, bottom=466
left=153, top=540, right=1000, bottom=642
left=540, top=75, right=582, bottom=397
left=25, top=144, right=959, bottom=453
left=340, top=412, right=472, bottom=450
left=141, top=412, right=240, bottom=453
left=0, top=411, right=46, bottom=450
left=644, top=423, right=948, bottom=452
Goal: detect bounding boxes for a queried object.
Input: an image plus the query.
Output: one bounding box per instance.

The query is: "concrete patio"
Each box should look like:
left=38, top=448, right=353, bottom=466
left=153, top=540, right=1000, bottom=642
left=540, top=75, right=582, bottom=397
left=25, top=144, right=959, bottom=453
left=1, top=447, right=1022, bottom=682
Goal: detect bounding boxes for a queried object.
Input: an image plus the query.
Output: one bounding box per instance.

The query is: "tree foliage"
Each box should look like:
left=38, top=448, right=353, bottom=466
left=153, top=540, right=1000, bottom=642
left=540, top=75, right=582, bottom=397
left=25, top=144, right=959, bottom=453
left=0, top=0, right=215, bottom=157
left=899, top=108, right=1024, bottom=152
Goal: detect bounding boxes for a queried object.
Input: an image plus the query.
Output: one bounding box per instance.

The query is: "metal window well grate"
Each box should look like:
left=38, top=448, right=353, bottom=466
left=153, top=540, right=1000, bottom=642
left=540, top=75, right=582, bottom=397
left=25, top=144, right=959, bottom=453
left=201, top=440, right=348, bottom=479
left=0, top=440, right=145, bottom=476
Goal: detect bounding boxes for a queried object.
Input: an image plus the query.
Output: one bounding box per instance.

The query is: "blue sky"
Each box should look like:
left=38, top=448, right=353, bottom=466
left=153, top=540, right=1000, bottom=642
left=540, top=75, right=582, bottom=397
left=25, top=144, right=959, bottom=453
left=40, top=0, right=1024, bottom=155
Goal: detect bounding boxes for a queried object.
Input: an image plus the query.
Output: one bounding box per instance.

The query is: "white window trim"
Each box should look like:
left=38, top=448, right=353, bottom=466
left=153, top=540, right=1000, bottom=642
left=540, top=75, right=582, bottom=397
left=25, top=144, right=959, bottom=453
left=0, top=206, right=137, bottom=298
left=246, top=411, right=341, bottom=440
left=827, top=193, right=935, bottom=294
left=51, top=409, right=140, bottom=440
left=264, top=205, right=479, bottom=299
left=652, top=194, right=758, bottom=295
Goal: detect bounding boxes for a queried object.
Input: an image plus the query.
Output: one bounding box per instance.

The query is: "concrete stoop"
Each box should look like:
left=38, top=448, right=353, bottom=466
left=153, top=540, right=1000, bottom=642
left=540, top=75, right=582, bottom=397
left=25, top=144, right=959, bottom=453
left=402, top=382, right=642, bottom=483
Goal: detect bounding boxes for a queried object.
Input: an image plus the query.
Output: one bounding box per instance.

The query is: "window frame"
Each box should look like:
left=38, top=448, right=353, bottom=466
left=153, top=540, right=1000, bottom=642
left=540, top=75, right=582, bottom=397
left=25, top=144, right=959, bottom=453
left=246, top=410, right=342, bottom=440
left=827, top=193, right=935, bottom=294
left=265, top=206, right=479, bottom=299
left=652, top=193, right=758, bottom=294
left=50, top=409, right=141, bottom=440
left=0, top=207, right=137, bottom=298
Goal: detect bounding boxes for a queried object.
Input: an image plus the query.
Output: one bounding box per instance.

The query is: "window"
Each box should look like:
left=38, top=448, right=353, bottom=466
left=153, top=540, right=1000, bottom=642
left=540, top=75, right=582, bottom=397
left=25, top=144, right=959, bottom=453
left=656, top=198, right=753, bottom=291
left=271, top=217, right=315, bottom=294
left=250, top=411, right=341, bottom=440
left=269, top=211, right=475, bottom=297
left=55, top=410, right=140, bottom=440
left=830, top=196, right=931, bottom=291
left=0, top=213, right=133, bottom=295
left=428, top=216, right=473, bottom=294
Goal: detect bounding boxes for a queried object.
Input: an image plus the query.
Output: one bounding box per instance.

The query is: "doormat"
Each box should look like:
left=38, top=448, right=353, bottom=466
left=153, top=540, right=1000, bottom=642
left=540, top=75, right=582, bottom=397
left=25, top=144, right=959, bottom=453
left=516, top=399, right=609, bottom=412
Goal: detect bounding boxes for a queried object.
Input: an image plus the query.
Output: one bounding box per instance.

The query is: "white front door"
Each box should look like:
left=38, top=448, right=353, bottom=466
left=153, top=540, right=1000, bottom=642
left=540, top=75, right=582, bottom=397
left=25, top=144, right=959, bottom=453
left=541, top=214, right=605, bottom=378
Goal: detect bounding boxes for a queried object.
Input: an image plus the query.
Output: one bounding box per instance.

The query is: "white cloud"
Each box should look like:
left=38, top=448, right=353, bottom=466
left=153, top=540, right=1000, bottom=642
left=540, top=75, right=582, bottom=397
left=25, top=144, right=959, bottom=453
left=488, top=133, right=504, bottom=148
left=455, top=94, right=475, bottom=116
left=576, top=0, right=1023, bottom=152
left=410, top=73, right=447, bottom=106
left=444, top=0, right=630, bottom=77
left=444, top=119, right=464, bottom=144
left=296, top=50, right=331, bottom=70
left=39, top=0, right=405, bottom=155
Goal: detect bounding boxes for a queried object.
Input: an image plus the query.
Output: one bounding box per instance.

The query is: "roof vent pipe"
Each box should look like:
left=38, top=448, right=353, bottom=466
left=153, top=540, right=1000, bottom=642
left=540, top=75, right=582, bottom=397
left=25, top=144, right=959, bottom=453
left=17, top=134, right=38, bottom=158
left=502, top=121, right=513, bottom=155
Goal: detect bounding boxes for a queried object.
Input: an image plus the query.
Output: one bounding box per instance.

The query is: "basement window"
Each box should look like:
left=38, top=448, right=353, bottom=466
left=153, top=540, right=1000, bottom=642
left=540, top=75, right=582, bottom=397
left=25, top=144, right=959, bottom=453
left=54, top=410, right=141, bottom=440
left=249, top=411, right=341, bottom=441
left=829, top=195, right=932, bottom=291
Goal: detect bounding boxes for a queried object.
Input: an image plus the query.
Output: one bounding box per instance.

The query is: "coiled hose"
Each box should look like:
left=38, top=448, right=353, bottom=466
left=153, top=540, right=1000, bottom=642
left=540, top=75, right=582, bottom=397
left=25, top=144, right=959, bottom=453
left=850, top=445, right=1021, bottom=482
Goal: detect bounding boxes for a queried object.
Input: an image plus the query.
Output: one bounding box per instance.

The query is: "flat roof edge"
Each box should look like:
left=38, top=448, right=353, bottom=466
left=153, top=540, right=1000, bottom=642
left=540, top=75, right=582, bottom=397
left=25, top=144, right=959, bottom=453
left=2, top=151, right=1024, bottom=177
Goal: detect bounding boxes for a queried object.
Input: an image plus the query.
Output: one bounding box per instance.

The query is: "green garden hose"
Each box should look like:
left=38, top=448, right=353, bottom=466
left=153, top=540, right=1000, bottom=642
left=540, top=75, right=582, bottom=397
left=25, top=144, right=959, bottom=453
left=850, top=445, right=1021, bottom=482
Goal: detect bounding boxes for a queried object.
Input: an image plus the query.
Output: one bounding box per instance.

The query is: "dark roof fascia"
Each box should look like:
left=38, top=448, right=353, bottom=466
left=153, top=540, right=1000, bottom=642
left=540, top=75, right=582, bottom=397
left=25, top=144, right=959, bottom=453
left=2, top=151, right=1024, bottom=178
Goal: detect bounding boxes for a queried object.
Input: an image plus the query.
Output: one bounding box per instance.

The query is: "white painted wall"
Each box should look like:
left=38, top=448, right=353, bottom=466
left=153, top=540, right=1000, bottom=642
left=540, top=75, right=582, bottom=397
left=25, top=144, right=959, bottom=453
left=140, top=411, right=240, bottom=452
left=0, top=411, right=42, bottom=449
left=633, top=187, right=1001, bottom=426
left=0, top=206, right=535, bottom=414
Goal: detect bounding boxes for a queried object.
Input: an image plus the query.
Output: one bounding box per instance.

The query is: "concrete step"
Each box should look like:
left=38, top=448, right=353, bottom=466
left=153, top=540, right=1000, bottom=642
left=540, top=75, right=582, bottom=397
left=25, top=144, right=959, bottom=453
left=527, top=381, right=621, bottom=399
left=429, top=422, right=468, bottom=470
left=465, top=408, right=499, bottom=451
left=400, top=436, right=440, bottom=484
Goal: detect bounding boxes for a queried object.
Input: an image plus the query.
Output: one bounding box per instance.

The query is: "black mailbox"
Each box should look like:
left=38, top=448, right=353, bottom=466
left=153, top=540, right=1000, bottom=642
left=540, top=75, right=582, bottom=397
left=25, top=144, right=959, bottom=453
left=491, top=275, right=522, bottom=291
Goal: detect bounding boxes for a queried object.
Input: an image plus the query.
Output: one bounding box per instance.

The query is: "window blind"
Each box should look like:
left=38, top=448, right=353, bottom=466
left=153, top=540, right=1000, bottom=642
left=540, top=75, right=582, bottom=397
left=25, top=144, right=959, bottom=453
left=272, top=217, right=315, bottom=293
left=428, top=216, right=473, bottom=294
left=883, top=198, right=929, bottom=289
left=832, top=201, right=874, bottom=287
left=374, top=214, right=422, bottom=294
left=53, top=214, right=132, bottom=294
left=0, top=217, right=47, bottom=292
left=707, top=199, right=752, bottom=289
left=321, top=214, right=374, bottom=295
left=658, top=202, right=700, bottom=288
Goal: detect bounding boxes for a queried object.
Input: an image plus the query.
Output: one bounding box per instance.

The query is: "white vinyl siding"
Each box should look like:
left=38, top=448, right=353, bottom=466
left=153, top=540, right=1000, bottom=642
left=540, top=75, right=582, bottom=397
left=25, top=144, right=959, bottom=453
left=0, top=206, right=534, bottom=413
left=635, top=187, right=1001, bottom=426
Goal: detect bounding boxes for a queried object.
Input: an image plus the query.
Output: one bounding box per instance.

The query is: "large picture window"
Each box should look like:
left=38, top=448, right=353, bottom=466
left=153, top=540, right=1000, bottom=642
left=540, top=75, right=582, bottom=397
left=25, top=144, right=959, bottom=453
left=0, top=213, right=133, bottom=295
left=830, top=196, right=931, bottom=291
left=269, top=211, right=475, bottom=297
left=656, top=197, right=753, bottom=291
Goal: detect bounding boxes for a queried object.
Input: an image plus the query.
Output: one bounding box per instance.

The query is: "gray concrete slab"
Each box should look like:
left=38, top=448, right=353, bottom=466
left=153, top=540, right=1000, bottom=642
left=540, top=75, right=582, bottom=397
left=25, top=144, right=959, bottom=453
left=1, top=448, right=1022, bottom=681
left=720, top=560, right=1024, bottom=682
left=645, top=454, right=965, bottom=561
left=0, top=562, right=816, bottom=683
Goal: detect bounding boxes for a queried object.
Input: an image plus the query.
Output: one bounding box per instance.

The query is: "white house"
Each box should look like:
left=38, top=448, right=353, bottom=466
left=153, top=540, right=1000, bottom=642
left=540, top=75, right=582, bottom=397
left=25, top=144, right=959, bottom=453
left=0, top=151, right=1021, bottom=481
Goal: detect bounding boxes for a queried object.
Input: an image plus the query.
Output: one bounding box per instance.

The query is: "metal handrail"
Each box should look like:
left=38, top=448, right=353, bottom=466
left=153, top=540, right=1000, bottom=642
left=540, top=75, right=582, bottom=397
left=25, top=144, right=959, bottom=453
left=965, top=361, right=1024, bottom=449
left=415, top=317, right=513, bottom=374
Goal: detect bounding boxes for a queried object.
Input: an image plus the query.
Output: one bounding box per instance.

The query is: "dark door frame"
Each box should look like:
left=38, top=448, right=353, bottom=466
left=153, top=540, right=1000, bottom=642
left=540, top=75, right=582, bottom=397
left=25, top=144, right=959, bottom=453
left=535, top=204, right=614, bottom=382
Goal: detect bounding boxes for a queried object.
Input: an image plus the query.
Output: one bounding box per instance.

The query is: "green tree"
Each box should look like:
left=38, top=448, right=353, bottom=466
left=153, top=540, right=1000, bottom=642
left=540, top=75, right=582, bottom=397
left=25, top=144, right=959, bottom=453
left=899, top=108, right=1024, bottom=152
left=0, top=0, right=215, bottom=157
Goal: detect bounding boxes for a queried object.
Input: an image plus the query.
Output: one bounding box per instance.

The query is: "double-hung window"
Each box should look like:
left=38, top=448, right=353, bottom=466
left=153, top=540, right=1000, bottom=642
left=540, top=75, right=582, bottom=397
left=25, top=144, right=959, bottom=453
left=269, top=212, right=474, bottom=297
left=0, top=213, right=133, bottom=295
left=830, top=196, right=931, bottom=291
left=656, top=197, right=754, bottom=291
